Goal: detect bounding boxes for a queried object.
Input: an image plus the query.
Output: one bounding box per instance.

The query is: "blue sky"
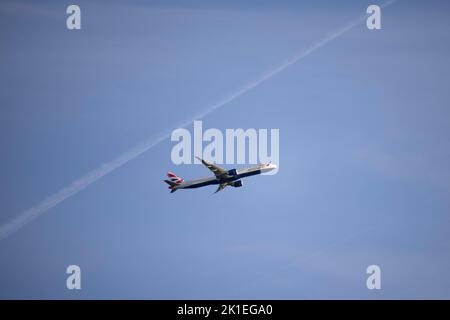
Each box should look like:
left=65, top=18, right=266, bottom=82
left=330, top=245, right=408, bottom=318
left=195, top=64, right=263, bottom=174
left=0, top=0, right=450, bottom=299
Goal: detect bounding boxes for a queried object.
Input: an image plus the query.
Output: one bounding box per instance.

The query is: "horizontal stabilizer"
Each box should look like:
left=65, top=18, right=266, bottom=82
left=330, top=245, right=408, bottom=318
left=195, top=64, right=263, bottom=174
left=164, top=179, right=177, bottom=187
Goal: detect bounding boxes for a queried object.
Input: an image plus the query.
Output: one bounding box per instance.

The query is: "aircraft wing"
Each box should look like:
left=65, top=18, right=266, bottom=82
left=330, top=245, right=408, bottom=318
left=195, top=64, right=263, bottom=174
left=196, top=157, right=230, bottom=179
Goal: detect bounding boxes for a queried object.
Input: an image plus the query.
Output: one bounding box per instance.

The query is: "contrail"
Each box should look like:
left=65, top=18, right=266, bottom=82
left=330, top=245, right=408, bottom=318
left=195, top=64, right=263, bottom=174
left=0, top=1, right=396, bottom=240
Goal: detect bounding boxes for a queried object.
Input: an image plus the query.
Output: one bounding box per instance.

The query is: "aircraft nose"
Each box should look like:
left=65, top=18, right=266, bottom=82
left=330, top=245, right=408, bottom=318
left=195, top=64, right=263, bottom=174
left=264, top=163, right=277, bottom=171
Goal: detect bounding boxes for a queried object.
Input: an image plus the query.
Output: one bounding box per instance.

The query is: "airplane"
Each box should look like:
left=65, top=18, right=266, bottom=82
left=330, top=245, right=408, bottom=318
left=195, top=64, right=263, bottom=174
left=164, top=157, right=277, bottom=193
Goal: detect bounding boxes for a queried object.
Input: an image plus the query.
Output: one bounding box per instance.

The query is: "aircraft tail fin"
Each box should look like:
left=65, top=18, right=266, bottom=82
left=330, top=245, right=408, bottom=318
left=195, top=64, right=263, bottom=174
left=164, top=172, right=184, bottom=192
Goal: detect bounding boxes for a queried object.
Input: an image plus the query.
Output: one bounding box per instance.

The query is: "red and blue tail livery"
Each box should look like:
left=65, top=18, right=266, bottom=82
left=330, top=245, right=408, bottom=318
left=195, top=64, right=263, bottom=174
left=164, top=172, right=184, bottom=193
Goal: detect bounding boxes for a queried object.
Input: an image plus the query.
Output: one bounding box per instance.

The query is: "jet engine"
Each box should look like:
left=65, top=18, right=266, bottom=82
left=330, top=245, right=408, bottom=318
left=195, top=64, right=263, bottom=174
left=227, top=169, right=238, bottom=176
left=230, top=180, right=243, bottom=188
